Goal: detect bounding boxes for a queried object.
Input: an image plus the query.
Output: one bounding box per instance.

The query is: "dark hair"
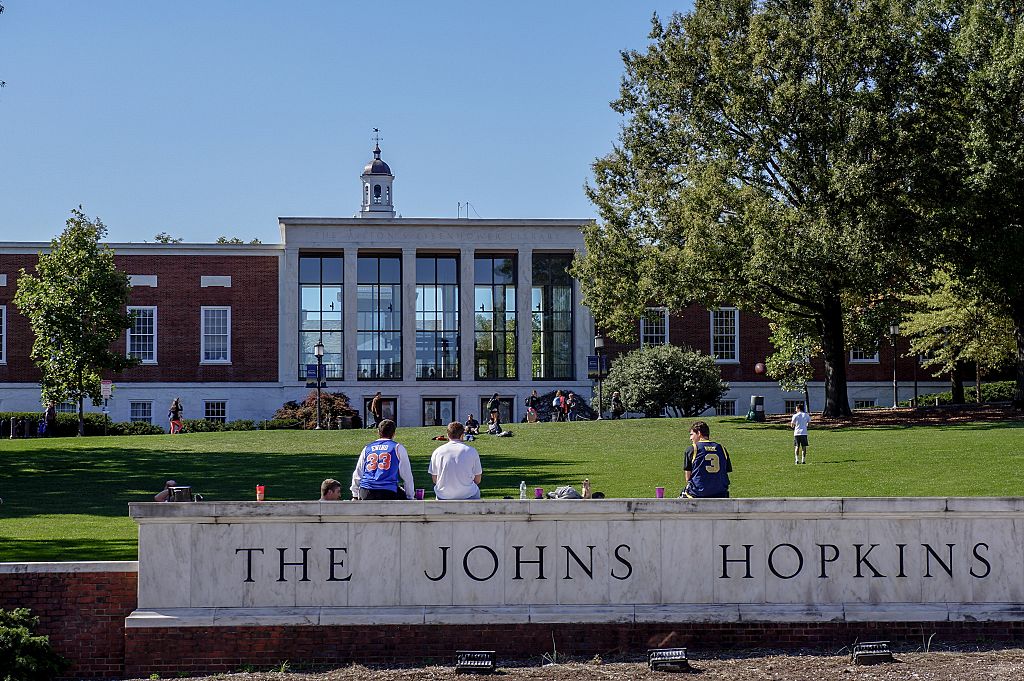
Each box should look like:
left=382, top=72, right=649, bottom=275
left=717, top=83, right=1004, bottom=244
left=690, top=421, right=710, bottom=438
left=447, top=421, right=465, bottom=440
left=378, top=419, right=397, bottom=439
left=796, top=403, right=805, bottom=411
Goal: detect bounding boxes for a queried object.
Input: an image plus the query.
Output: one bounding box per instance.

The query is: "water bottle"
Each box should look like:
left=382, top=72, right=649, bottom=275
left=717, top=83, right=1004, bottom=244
left=519, top=481, right=527, bottom=500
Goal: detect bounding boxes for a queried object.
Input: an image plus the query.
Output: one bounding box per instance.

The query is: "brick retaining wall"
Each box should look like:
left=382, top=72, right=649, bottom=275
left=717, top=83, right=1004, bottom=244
left=0, top=563, right=137, bottom=679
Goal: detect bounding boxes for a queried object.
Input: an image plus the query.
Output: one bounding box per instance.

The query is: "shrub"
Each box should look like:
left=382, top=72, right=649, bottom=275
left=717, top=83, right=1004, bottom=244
left=274, top=391, right=359, bottom=429
left=599, top=345, right=728, bottom=418
left=906, top=380, right=1017, bottom=406
left=107, top=420, right=165, bottom=436
left=0, top=607, right=68, bottom=681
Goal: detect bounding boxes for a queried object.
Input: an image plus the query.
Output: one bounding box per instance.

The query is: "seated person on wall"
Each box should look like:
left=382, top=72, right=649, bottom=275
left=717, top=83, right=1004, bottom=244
left=320, top=478, right=343, bottom=501
left=350, top=419, right=415, bottom=500
left=154, top=479, right=177, bottom=502
left=428, top=421, right=483, bottom=500
left=681, top=420, right=732, bottom=499
left=464, top=413, right=480, bottom=436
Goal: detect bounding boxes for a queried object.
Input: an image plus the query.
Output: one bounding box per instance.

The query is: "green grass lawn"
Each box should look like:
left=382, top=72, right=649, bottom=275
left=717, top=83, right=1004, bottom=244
left=1, top=417, right=1022, bottom=562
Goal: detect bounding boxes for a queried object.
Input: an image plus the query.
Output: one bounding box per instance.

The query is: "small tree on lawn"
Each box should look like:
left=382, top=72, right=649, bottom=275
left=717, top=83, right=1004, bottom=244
left=602, top=345, right=727, bottom=418
left=14, top=209, right=137, bottom=436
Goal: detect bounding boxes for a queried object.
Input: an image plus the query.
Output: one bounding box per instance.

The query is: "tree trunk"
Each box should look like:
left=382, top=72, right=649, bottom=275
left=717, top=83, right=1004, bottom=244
left=77, top=395, right=85, bottom=437
left=950, top=363, right=966, bottom=404
left=803, top=384, right=811, bottom=413
left=975, top=361, right=982, bottom=404
left=1011, top=300, right=1024, bottom=409
left=817, top=295, right=852, bottom=417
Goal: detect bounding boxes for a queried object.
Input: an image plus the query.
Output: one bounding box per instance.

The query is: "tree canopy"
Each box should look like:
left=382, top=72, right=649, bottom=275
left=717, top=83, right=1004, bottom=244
left=573, top=0, right=943, bottom=416
left=14, top=209, right=137, bottom=435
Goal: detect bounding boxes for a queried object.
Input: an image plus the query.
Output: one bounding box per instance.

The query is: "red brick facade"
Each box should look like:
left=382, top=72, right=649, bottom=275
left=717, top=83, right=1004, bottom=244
left=2, top=567, right=1022, bottom=678
left=0, top=250, right=278, bottom=384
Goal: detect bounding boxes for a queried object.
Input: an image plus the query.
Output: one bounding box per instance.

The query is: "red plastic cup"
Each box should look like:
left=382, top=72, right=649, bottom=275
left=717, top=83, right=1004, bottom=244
left=534, top=487, right=544, bottom=499
left=655, top=487, right=665, bottom=499
left=256, top=484, right=265, bottom=502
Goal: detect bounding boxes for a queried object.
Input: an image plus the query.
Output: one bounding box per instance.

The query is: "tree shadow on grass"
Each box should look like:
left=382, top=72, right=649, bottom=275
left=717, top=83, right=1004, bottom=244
left=0, top=536, right=137, bottom=562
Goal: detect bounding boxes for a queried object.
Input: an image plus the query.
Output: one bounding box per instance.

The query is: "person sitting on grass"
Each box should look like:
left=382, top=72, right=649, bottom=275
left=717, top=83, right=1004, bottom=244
left=464, top=413, right=480, bottom=436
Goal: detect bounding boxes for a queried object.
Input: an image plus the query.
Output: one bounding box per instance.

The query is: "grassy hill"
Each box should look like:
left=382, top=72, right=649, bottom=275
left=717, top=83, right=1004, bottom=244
left=1, top=416, right=1022, bottom=561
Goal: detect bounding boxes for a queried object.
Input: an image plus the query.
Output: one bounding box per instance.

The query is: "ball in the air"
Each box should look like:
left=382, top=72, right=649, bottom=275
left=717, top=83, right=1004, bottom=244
left=754, top=362, right=766, bottom=374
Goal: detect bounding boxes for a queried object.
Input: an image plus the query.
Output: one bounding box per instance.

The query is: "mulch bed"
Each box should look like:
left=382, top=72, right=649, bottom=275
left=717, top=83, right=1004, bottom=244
left=764, top=404, right=1023, bottom=429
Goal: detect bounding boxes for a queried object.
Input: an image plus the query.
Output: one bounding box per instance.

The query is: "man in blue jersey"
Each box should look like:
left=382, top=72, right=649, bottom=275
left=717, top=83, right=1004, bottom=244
left=350, top=419, right=415, bottom=500
left=681, top=420, right=732, bottom=498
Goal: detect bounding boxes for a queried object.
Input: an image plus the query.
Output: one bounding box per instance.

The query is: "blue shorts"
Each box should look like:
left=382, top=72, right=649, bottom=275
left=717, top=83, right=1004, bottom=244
left=794, top=434, right=808, bottom=447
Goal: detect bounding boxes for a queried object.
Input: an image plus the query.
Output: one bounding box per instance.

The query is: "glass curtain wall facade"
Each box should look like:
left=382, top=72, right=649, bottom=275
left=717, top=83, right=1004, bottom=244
left=415, top=255, right=460, bottom=379
left=531, top=254, right=574, bottom=379
left=474, top=256, right=517, bottom=380
left=357, top=255, right=402, bottom=379
left=298, top=254, right=343, bottom=379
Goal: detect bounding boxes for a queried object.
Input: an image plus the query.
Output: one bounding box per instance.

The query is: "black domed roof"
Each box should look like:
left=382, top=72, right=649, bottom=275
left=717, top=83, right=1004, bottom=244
left=363, top=144, right=392, bottom=175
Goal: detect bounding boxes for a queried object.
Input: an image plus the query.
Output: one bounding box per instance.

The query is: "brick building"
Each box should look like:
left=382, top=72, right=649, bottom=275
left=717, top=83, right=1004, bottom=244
left=0, top=144, right=940, bottom=426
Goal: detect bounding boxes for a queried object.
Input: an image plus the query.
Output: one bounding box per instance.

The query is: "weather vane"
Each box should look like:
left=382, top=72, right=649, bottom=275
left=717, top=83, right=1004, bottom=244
left=372, top=128, right=383, bottom=145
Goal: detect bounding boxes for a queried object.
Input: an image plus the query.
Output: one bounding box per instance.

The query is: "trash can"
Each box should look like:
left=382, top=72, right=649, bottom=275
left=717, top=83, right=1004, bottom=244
left=746, top=395, right=766, bottom=422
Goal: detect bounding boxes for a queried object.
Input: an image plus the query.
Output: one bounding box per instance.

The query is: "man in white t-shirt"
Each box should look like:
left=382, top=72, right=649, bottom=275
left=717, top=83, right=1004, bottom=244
left=790, top=403, right=811, bottom=464
left=428, top=421, right=483, bottom=500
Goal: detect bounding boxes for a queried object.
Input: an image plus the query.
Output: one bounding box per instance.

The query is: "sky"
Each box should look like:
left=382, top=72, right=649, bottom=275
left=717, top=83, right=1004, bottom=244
left=0, top=1, right=690, bottom=244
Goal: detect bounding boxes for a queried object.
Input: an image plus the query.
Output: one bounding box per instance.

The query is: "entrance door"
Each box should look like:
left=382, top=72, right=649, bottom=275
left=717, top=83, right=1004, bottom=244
left=422, top=398, right=455, bottom=427
left=480, top=396, right=514, bottom=424
left=364, top=397, right=398, bottom=426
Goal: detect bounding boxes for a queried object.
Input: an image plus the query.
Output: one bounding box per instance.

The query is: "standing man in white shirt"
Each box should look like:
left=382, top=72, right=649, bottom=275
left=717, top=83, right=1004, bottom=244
left=428, top=421, right=483, bottom=500
left=790, top=403, right=811, bottom=464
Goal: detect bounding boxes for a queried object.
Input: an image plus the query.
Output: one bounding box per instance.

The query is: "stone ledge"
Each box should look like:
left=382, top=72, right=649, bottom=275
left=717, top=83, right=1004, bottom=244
left=124, top=602, right=1024, bottom=628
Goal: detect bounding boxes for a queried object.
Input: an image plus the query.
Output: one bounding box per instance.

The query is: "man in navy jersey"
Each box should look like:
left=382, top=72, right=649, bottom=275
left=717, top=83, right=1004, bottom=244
left=350, top=419, right=415, bottom=500
left=681, top=420, right=732, bottom=498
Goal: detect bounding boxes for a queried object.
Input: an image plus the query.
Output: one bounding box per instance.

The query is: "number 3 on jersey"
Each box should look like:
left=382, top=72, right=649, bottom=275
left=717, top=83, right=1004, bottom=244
left=366, top=452, right=392, bottom=471
left=704, top=452, right=720, bottom=473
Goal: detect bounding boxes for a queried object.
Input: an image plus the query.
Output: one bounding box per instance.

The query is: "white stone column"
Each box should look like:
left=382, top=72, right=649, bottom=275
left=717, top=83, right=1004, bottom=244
left=574, top=271, right=592, bottom=385
left=516, top=248, right=533, bottom=387
left=343, top=248, right=359, bottom=383
left=460, top=247, right=475, bottom=387
left=402, top=248, right=417, bottom=386
left=279, top=247, right=299, bottom=383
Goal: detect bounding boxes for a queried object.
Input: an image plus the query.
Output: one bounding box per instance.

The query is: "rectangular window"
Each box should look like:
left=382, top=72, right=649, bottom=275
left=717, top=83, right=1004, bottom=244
left=130, top=401, right=153, bottom=424
left=531, top=254, right=574, bottom=380
left=201, top=307, right=231, bottom=363
left=853, top=399, right=877, bottom=409
left=474, top=256, right=517, bottom=380
left=422, top=398, right=455, bottom=427
left=716, top=400, right=736, bottom=416
left=784, top=399, right=803, bottom=414
left=357, top=255, right=402, bottom=380
left=850, top=346, right=880, bottom=363
left=0, top=305, right=6, bottom=364
left=204, top=400, right=227, bottom=423
left=480, top=396, right=515, bottom=424
left=127, top=306, right=157, bottom=363
left=416, top=255, right=460, bottom=380
left=640, top=307, right=669, bottom=347
left=55, top=401, right=76, bottom=414
left=298, top=254, right=344, bottom=380
left=711, top=308, right=739, bottom=362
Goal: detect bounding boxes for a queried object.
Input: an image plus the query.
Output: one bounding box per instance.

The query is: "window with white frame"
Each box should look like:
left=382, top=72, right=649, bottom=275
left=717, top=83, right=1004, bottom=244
left=640, top=307, right=669, bottom=347
left=204, top=400, right=227, bottom=423
left=55, top=401, right=76, bottom=413
left=201, top=307, right=231, bottom=363
left=850, top=345, right=880, bottom=363
left=0, top=305, right=6, bottom=364
left=784, top=399, right=804, bottom=414
left=853, top=399, right=877, bottom=409
left=717, top=400, right=736, bottom=416
left=130, top=401, right=153, bottom=423
left=127, top=306, right=157, bottom=363
left=711, top=308, right=739, bottom=362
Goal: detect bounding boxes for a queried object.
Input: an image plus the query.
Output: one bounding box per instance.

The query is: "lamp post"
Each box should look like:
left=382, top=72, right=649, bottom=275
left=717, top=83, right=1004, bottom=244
left=313, top=338, right=325, bottom=430
left=889, top=323, right=900, bottom=408
left=594, top=334, right=605, bottom=419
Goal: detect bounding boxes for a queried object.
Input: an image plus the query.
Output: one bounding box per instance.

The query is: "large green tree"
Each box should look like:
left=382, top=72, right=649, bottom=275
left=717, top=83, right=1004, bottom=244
left=600, top=345, right=728, bottom=418
left=934, top=1, right=1024, bottom=405
left=574, top=0, right=941, bottom=416
left=14, top=209, right=137, bottom=435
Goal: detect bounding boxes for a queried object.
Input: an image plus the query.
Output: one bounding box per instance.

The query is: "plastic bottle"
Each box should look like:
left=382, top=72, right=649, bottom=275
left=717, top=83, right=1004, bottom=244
left=519, top=481, right=527, bottom=500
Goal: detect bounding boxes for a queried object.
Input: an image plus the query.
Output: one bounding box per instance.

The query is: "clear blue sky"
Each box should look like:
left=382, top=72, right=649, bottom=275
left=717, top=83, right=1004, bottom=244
left=0, top=1, right=689, bottom=244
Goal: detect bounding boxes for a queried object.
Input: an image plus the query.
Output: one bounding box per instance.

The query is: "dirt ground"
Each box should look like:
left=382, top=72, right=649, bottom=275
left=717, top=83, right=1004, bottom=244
left=137, top=645, right=1024, bottom=681
left=765, top=403, right=1022, bottom=429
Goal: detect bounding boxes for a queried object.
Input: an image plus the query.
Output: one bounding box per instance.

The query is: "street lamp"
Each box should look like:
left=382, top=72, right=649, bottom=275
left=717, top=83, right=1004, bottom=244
left=313, top=338, right=325, bottom=430
left=889, top=323, right=900, bottom=408
left=594, top=334, right=606, bottom=419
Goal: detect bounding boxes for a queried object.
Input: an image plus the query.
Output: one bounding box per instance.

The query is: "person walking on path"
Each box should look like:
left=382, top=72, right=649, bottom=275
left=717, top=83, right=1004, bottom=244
left=790, top=403, right=811, bottom=464
left=42, top=402, right=57, bottom=436
left=610, top=391, right=625, bottom=419
left=369, top=391, right=383, bottom=428
left=168, top=398, right=183, bottom=434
